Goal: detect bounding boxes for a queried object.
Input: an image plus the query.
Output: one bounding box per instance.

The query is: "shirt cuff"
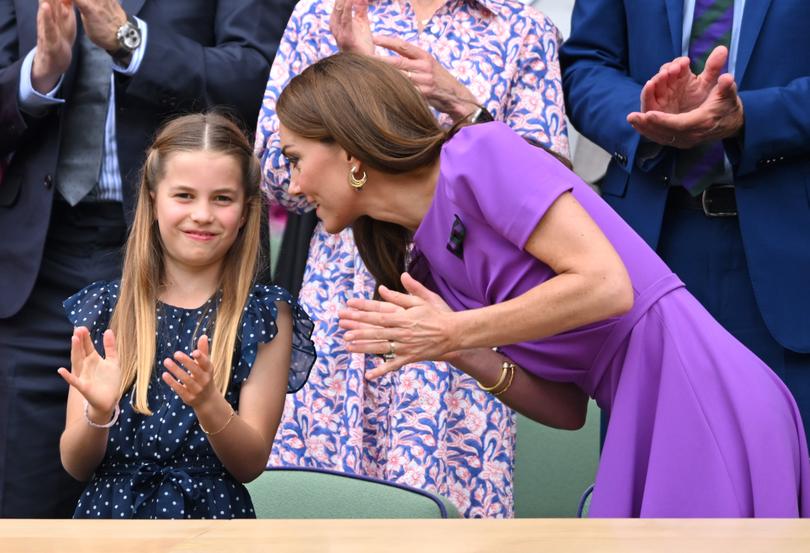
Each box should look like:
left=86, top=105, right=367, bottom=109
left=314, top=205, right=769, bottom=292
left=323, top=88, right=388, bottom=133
left=635, top=138, right=666, bottom=171
left=112, top=17, right=148, bottom=76
left=18, top=48, right=65, bottom=116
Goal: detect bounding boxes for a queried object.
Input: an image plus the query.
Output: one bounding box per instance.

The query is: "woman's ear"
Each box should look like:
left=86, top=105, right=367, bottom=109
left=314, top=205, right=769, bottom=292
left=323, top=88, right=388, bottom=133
left=346, top=151, right=360, bottom=169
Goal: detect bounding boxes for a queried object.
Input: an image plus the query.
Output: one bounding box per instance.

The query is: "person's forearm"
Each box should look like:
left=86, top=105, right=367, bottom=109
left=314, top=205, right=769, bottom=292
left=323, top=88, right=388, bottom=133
left=453, top=271, right=632, bottom=353
left=447, top=348, right=588, bottom=430
left=194, top=395, right=273, bottom=482
left=60, top=408, right=113, bottom=481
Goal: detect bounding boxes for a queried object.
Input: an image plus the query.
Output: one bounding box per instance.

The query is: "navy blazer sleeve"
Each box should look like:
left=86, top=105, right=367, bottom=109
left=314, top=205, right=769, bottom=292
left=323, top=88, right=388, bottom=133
left=120, top=0, right=293, bottom=125
left=559, top=0, right=644, bottom=174
left=0, top=1, right=31, bottom=157
left=736, top=79, right=810, bottom=176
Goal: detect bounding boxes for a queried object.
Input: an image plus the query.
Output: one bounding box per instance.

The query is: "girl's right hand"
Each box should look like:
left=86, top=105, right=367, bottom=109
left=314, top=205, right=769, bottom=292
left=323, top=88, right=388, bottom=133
left=330, top=0, right=374, bottom=55
left=58, top=327, right=123, bottom=421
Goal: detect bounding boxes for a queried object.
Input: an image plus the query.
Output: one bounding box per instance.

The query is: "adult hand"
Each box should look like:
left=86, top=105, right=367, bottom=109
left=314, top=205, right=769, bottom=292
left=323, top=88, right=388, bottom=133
left=339, top=272, right=460, bottom=379
left=330, top=0, right=374, bottom=55
left=74, top=0, right=127, bottom=52
left=627, top=73, right=744, bottom=148
left=638, top=46, right=729, bottom=114
left=31, top=0, right=77, bottom=94
left=162, top=335, right=218, bottom=409
left=57, top=326, right=122, bottom=423
left=373, top=35, right=480, bottom=122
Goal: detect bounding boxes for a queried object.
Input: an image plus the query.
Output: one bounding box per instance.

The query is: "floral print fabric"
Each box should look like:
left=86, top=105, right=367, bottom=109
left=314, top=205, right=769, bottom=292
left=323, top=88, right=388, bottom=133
left=255, top=0, right=569, bottom=517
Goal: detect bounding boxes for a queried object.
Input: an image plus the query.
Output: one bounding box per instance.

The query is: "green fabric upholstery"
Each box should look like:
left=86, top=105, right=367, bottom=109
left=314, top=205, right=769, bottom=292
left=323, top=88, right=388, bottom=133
left=513, top=401, right=600, bottom=517
left=246, top=467, right=461, bottom=519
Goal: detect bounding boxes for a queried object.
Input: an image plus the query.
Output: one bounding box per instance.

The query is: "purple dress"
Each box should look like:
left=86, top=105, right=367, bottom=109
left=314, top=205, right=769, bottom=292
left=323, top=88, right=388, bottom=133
left=410, top=122, right=810, bottom=517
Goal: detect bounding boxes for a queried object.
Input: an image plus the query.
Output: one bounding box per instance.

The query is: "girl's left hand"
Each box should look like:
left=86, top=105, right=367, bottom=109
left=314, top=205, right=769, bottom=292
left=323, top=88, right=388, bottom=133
left=338, top=272, right=461, bottom=379
left=162, top=335, right=216, bottom=408
left=372, top=35, right=480, bottom=122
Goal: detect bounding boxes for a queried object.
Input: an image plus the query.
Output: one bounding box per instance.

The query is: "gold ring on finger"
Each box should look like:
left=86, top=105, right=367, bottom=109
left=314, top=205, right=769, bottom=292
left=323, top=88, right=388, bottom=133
left=383, top=340, right=396, bottom=361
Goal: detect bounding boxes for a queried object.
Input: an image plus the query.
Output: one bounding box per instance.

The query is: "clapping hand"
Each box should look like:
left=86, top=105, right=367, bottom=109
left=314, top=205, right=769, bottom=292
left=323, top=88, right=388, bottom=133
left=330, top=0, right=374, bottom=55
left=58, top=327, right=122, bottom=423
left=32, top=0, right=77, bottom=94
left=162, top=335, right=217, bottom=409
left=339, top=272, right=461, bottom=379
left=627, top=46, right=744, bottom=148
left=638, top=46, right=729, bottom=114
left=373, top=35, right=480, bottom=122
left=73, top=0, right=127, bottom=52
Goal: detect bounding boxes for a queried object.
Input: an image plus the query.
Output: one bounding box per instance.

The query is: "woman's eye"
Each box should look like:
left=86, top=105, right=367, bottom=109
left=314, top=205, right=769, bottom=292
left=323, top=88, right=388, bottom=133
left=286, top=156, right=299, bottom=169
left=174, top=193, right=192, bottom=200
left=214, top=195, right=233, bottom=203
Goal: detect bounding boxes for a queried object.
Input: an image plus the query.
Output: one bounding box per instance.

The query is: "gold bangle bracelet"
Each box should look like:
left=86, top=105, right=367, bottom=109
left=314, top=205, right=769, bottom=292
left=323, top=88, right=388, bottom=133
left=200, top=405, right=236, bottom=437
left=493, top=362, right=516, bottom=396
left=477, top=361, right=510, bottom=392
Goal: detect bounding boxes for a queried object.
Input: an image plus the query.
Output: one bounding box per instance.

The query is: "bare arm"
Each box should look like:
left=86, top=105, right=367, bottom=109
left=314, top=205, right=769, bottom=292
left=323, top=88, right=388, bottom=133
left=341, top=192, right=633, bottom=358
left=453, top=192, right=633, bottom=349
left=163, top=304, right=292, bottom=483
left=58, top=328, right=122, bottom=481
left=447, top=347, right=588, bottom=430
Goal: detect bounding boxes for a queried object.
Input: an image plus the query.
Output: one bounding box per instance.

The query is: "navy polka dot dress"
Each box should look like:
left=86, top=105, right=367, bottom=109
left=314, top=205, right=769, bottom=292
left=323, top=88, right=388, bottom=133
left=63, top=281, right=315, bottom=519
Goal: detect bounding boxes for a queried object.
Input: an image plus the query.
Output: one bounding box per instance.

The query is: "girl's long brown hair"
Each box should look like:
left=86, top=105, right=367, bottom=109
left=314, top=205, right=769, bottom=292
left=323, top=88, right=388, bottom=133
left=277, top=53, right=449, bottom=293
left=112, top=113, right=264, bottom=415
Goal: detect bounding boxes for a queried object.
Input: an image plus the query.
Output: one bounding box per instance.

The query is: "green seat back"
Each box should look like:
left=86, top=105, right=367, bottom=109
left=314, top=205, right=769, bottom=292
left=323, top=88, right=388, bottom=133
left=246, top=467, right=461, bottom=519
left=514, top=400, right=600, bottom=517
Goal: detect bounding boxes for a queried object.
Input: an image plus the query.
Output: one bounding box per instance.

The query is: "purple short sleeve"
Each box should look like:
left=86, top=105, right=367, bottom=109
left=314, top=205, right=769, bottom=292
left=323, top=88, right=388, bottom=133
left=442, top=122, right=577, bottom=249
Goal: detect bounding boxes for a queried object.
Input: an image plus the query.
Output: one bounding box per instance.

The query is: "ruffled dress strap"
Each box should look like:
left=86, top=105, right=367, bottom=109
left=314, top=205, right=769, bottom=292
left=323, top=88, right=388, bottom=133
left=63, top=280, right=120, bottom=353
left=237, top=284, right=315, bottom=392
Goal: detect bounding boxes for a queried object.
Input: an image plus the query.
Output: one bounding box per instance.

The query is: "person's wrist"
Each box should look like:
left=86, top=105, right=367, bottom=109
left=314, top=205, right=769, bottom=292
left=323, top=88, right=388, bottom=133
left=101, top=8, right=129, bottom=52
left=31, top=54, right=62, bottom=94
left=192, top=388, right=222, bottom=417
left=87, top=404, right=116, bottom=426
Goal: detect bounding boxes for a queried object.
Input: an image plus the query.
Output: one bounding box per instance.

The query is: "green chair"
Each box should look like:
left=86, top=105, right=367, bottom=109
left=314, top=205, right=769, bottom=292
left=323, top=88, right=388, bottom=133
left=246, top=467, right=461, bottom=518
left=577, top=484, right=594, bottom=518
left=513, top=400, right=600, bottom=517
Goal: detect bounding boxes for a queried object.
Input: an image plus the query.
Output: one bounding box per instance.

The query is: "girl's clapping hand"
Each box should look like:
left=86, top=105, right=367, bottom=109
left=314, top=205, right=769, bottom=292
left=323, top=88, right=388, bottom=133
left=162, top=335, right=217, bottom=408
left=58, top=327, right=122, bottom=419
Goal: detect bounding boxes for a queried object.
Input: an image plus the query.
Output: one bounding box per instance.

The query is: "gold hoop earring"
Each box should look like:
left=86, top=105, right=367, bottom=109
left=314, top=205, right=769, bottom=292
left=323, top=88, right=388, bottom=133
left=348, top=167, right=367, bottom=191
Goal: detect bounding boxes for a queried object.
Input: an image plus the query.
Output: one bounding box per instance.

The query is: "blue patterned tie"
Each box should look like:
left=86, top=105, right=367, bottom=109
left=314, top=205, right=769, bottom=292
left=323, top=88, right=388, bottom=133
left=675, top=0, right=734, bottom=196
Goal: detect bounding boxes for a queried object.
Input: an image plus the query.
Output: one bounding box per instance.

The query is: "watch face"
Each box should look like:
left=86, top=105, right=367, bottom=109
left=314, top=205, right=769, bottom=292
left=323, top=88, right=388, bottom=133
left=123, top=27, right=141, bottom=50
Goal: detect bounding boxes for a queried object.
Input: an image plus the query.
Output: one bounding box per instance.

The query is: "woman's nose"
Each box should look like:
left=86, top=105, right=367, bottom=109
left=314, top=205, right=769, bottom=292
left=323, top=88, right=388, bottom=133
left=288, top=178, right=302, bottom=195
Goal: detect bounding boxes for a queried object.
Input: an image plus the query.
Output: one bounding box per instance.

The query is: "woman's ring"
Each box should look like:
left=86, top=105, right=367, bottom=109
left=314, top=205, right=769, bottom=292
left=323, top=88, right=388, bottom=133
left=383, top=340, right=396, bottom=361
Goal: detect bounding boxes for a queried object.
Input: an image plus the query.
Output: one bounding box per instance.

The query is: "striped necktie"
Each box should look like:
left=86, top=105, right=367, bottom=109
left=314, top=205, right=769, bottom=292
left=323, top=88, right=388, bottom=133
left=675, top=0, right=734, bottom=196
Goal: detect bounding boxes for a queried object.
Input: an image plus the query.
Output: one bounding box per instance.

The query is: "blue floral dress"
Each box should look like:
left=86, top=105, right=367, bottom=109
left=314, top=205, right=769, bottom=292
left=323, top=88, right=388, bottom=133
left=64, top=281, right=315, bottom=519
left=255, top=0, right=569, bottom=518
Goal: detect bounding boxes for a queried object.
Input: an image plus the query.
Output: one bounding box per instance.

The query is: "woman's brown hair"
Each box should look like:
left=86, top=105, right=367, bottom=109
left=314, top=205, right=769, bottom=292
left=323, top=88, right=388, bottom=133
left=276, top=53, right=571, bottom=293
left=277, top=53, right=448, bottom=293
left=113, top=112, right=265, bottom=414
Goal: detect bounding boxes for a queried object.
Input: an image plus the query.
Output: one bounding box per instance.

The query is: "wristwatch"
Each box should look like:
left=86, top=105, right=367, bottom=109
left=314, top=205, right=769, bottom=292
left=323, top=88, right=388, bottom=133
left=108, top=14, right=142, bottom=63
left=468, top=106, right=494, bottom=124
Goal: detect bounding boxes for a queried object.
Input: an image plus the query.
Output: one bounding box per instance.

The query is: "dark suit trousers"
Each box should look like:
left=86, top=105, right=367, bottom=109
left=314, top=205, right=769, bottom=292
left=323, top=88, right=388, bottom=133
left=0, top=201, right=126, bottom=517
left=658, top=198, right=810, bottom=444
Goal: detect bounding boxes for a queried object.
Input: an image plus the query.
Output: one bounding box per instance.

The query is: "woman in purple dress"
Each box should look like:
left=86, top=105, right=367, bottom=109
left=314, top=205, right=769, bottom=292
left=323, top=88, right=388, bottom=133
left=276, top=53, right=810, bottom=517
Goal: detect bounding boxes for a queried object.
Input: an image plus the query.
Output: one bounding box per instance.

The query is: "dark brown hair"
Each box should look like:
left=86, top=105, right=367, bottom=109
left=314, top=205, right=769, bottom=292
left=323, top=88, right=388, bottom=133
left=277, top=53, right=450, bottom=293
left=277, top=53, right=571, bottom=293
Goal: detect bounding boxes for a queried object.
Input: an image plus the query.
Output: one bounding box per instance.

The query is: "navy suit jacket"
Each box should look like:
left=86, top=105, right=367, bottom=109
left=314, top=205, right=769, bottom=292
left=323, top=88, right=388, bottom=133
left=561, top=0, right=810, bottom=352
left=0, top=0, right=293, bottom=318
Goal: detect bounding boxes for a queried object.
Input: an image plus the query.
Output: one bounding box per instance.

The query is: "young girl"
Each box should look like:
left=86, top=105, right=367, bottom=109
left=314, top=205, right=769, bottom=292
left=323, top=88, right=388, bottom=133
left=57, top=113, right=315, bottom=519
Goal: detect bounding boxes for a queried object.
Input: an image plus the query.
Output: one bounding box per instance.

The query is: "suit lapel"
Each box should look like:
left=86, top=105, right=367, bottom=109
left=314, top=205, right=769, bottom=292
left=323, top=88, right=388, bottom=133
left=120, top=0, right=146, bottom=16
left=664, top=0, right=684, bottom=58
left=735, top=0, right=773, bottom=82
